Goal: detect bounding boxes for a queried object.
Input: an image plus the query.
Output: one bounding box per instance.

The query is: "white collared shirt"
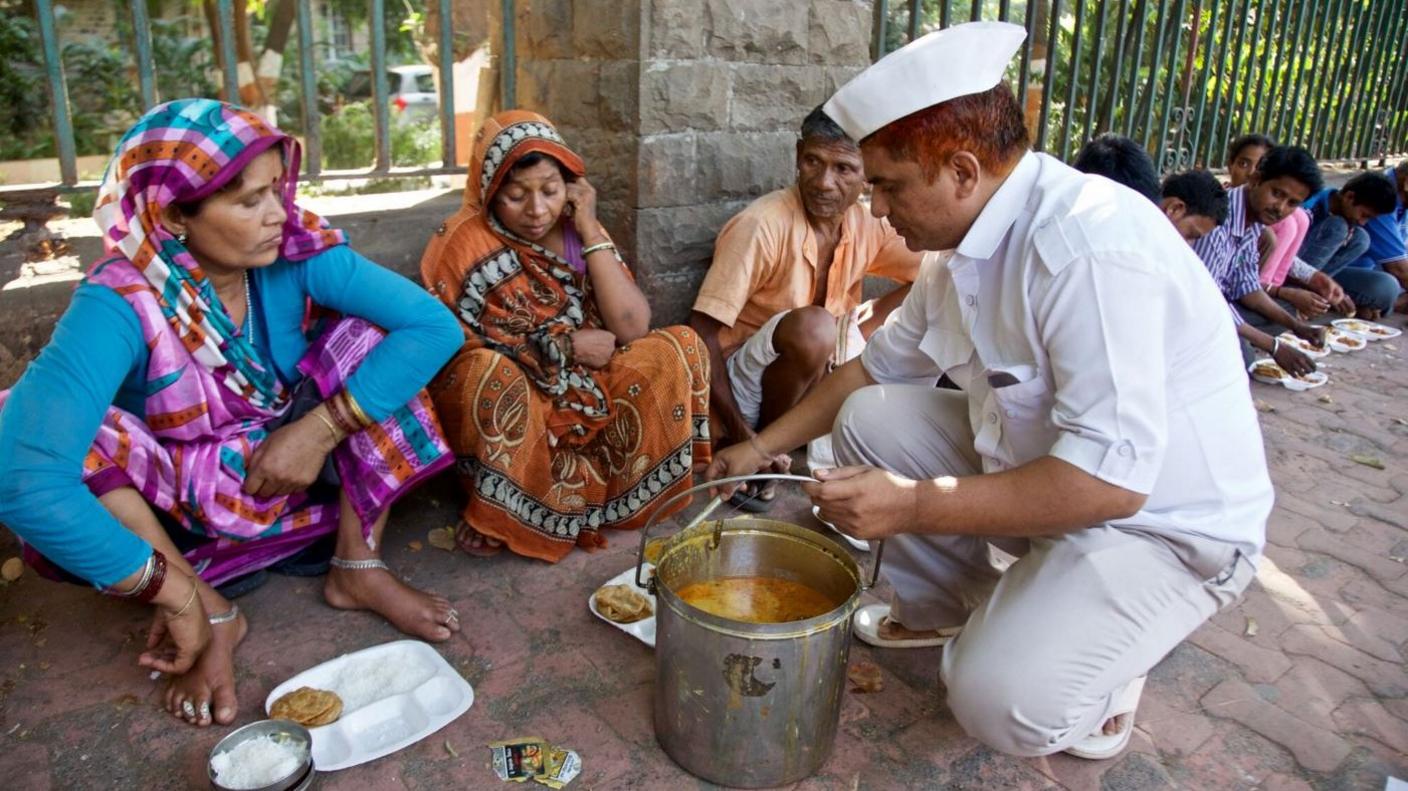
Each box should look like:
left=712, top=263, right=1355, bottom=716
left=862, top=152, right=1272, bottom=555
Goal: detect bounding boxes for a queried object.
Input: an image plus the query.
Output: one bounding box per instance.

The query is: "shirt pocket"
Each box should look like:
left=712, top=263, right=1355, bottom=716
left=974, top=365, right=1054, bottom=470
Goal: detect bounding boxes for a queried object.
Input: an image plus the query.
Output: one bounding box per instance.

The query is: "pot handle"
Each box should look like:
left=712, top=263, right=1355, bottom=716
left=634, top=473, right=885, bottom=593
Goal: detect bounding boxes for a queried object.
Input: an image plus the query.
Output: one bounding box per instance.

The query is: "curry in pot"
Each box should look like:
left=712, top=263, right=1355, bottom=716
left=675, top=576, right=840, bottom=623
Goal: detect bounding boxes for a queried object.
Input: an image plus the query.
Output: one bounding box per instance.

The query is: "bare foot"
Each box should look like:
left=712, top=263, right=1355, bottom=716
left=454, top=521, right=503, bottom=558
left=164, top=610, right=248, bottom=727
left=323, top=565, right=459, bottom=642
left=876, top=616, right=959, bottom=643
left=1101, top=712, right=1129, bottom=736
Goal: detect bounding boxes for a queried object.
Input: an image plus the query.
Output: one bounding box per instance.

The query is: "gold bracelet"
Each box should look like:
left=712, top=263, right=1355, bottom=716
left=167, top=577, right=200, bottom=618
left=581, top=241, right=616, bottom=258
left=342, top=390, right=374, bottom=428
left=311, top=409, right=342, bottom=444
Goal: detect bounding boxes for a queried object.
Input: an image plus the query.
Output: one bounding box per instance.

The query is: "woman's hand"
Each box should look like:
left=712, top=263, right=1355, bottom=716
left=565, top=178, right=602, bottom=240
left=705, top=434, right=791, bottom=499
left=138, top=575, right=211, bottom=674
left=570, top=329, right=617, bottom=369
left=242, top=410, right=338, bottom=498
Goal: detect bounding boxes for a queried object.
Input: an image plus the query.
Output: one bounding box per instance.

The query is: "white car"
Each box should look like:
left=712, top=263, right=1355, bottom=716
left=345, top=65, right=438, bottom=123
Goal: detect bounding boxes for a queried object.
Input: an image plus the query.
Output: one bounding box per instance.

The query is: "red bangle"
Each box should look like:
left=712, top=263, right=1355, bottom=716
left=326, top=394, right=361, bottom=436
left=107, top=549, right=168, bottom=603
left=137, top=550, right=168, bottom=604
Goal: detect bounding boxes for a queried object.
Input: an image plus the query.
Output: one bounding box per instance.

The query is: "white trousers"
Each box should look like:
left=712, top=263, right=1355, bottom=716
left=833, top=385, right=1254, bottom=757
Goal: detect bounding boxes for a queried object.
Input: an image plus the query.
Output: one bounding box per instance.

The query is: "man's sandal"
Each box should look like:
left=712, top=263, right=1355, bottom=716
left=852, top=604, right=962, bottom=648
left=1064, top=675, right=1147, bottom=760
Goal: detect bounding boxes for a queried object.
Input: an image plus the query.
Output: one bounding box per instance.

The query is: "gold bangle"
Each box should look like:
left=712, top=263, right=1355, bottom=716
left=342, top=390, right=373, bottom=428
left=167, top=577, right=200, bottom=618
left=311, top=409, right=342, bottom=444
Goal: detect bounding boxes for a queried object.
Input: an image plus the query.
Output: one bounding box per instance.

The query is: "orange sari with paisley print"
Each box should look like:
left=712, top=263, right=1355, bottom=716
left=419, top=111, right=711, bottom=563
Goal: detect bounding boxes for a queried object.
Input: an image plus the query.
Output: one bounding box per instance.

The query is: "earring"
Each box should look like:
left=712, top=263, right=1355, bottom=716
left=177, top=231, right=188, bottom=244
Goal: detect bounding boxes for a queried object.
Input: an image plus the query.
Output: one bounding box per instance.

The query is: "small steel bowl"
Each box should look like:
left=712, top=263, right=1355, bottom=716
left=208, top=719, right=315, bottom=791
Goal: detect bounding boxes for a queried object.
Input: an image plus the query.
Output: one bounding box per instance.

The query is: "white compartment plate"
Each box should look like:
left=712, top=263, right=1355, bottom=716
left=264, top=639, right=474, bottom=772
left=1247, top=359, right=1328, bottom=391
left=1332, top=318, right=1401, bottom=340
left=1323, top=327, right=1369, bottom=353
left=588, top=564, right=657, bottom=648
left=1275, top=332, right=1331, bottom=359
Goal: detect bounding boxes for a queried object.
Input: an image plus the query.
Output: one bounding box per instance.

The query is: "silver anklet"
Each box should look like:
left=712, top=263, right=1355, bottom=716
left=329, top=556, right=390, bottom=571
left=208, top=604, right=240, bottom=625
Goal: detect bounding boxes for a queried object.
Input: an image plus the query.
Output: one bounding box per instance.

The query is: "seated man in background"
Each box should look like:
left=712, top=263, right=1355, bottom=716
left=1345, top=159, right=1408, bottom=314
left=1193, top=145, right=1325, bottom=376
left=1158, top=169, right=1228, bottom=244
left=1298, top=172, right=1401, bottom=319
left=1071, top=138, right=1228, bottom=246
left=690, top=105, right=921, bottom=508
left=1072, top=133, right=1162, bottom=202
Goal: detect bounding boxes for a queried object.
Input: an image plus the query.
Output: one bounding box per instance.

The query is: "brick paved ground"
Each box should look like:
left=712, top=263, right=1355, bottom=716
left=0, top=311, right=1405, bottom=790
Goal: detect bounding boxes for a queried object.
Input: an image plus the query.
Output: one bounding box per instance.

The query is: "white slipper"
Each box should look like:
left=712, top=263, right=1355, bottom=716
left=852, top=604, right=961, bottom=648
left=1063, top=675, right=1147, bottom=760
left=812, top=505, right=869, bottom=552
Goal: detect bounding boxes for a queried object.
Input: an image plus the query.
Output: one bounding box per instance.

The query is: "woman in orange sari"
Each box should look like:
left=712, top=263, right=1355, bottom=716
left=420, top=111, right=711, bottom=562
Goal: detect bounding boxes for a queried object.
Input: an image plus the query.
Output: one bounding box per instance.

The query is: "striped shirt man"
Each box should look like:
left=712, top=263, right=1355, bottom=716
left=1192, top=185, right=1264, bottom=325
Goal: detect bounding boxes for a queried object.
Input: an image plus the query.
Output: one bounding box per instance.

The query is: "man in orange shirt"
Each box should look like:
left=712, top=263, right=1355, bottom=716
left=690, top=106, right=921, bottom=509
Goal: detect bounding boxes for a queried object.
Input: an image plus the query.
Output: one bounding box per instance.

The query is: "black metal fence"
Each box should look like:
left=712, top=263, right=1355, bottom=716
left=872, top=0, right=1408, bottom=171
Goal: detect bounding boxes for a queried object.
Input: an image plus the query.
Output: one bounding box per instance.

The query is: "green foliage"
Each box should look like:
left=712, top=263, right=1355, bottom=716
left=320, top=101, right=441, bottom=170
left=879, top=0, right=1407, bottom=167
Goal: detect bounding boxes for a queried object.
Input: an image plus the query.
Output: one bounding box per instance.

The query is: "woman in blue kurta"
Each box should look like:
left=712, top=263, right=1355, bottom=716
left=0, top=100, right=463, bottom=727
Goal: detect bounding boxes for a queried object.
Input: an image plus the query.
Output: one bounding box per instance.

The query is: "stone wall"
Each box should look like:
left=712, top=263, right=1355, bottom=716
left=512, top=0, right=873, bottom=323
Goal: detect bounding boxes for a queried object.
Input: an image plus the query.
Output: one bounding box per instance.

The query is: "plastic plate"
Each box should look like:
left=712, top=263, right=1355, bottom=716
left=1323, top=327, right=1368, bottom=353
left=588, top=564, right=657, bottom=648
left=1247, top=359, right=1328, bottom=391
left=264, top=640, right=474, bottom=772
left=1275, top=332, right=1330, bottom=359
left=1331, top=318, right=1401, bottom=341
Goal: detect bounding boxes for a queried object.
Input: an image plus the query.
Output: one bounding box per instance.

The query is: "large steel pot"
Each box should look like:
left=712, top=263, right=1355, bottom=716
left=636, top=475, right=883, bottom=788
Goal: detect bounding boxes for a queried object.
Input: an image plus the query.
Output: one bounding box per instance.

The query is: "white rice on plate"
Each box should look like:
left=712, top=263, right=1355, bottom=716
left=328, top=644, right=438, bottom=712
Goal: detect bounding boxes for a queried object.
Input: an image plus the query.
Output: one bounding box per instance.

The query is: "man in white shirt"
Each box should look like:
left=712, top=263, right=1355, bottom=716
left=708, top=21, right=1272, bottom=761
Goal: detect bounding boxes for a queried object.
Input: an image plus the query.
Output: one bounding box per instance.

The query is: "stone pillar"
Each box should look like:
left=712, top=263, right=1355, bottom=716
left=511, top=0, right=873, bottom=323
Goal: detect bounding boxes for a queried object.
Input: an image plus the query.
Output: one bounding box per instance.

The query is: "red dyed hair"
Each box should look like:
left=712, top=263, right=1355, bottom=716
left=864, top=84, right=1030, bottom=180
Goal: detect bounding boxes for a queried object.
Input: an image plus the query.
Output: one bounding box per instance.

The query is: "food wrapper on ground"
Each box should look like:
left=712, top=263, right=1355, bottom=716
left=489, top=737, right=582, bottom=788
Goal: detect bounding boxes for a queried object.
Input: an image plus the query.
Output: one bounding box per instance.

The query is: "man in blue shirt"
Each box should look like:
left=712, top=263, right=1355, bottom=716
left=1300, top=172, right=1401, bottom=318
left=1348, top=160, right=1408, bottom=314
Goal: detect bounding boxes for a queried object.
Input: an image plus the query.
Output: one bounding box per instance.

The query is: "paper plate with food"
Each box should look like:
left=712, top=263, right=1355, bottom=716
left=1323, top=326, right=1368, bottom=352
left=589, top=564, right=656, bottom=648
left=1248, top=359, right=1328, bottom=391
left=1331, top=318, right=1402, bottom=340
left=1275, top=332, right=1330, bottom=359
left=263, top=639, right=474, bottom=771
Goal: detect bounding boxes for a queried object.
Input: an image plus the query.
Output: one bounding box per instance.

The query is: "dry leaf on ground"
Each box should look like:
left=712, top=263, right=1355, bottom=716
left=1349, top=454, right=1386, bottom=470
left=1317, top=395, right=1333, bottom=404
left=1244, top=617, right=1259, bottom=637
left=407, top=540, right=423, bottom=552
left=847, top=660, right=884, bottom=693
left=1254, top=399, right=1276, bottom=413
left=427, top=527, right=456, bottom=551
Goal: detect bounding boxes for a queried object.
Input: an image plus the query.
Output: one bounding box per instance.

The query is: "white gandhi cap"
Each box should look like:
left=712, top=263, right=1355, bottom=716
left=823, top=21, right=1028, bottom=142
